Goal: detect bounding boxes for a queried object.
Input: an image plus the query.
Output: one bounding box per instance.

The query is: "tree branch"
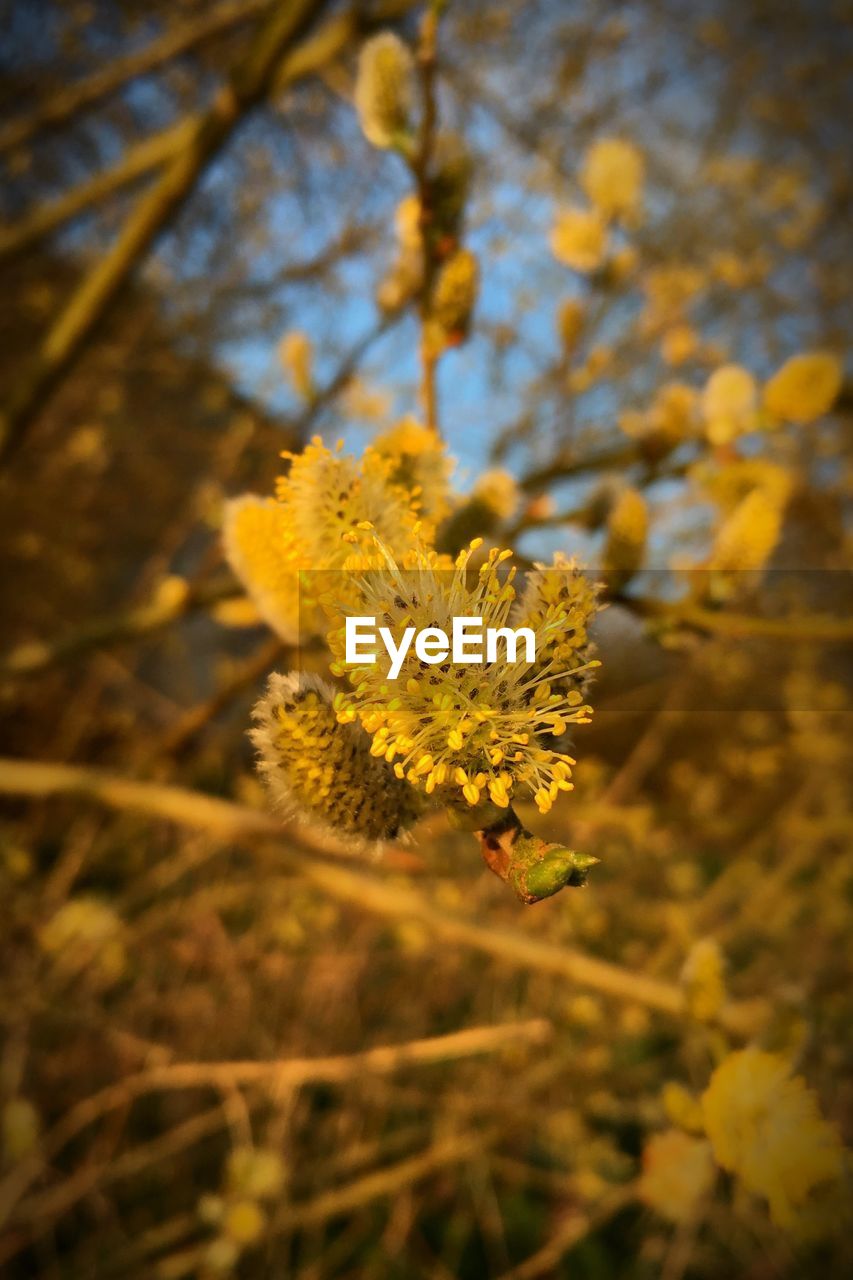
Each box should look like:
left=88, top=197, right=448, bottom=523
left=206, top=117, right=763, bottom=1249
left=0, top=0, right=326, bottom=465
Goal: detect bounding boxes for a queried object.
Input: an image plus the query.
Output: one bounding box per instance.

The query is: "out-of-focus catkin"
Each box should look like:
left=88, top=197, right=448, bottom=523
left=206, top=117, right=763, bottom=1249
left=354, top=33, right=415, bottom=150
left=603, top=488, right=648, bottom=586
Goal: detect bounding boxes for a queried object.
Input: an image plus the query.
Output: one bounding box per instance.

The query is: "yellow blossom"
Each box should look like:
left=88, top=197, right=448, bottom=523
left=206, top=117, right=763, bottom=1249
left=221, top=497, right=303, bottom=642
left=226, top=1147, right=286, bottom=1200
left=394, top=194, right=422, bottom=250
left=251, top=672, right=422, bottom=845
left=513, top=552, right=600, bottom=709
left=681, top=938, right=725, bottom=1021
left=274, top=436, right=423, bottom=572
left=556, top=298, right=585, bottom=353
left=550, top=206, right=609, bottom=273
left=580, top=137, right=645, bottom=221
left=2, top=1098, right=40, bottom=1161
left=708, top=488, right=785, bottom=576
left=472, top=469, right=520, bottom=521
left=328, top=541, right=599, bottom=815
left=639, top=1130, right=716, bottom=1222
left=701, top=364, right=759, bottom=444
left=278, top=331, right=313, bottom=399
left=432, top=248, right=479, bottom=336
left=372, top=417, right=454, bottom=527
left=604, top=488, right=648, bottom=583
left=661, top=324, right=698, bottom=366
left=701, top=1049, right=846, bottom=1237
left=661, top=1082, right=705, bottom=1134
left=38, top=897, right=126, bottom=984
left=354, top=32, right=414, bottom=149
left=222, top=1199, right=266, bottom=1247
left=763, top=351, right=843, bottom=424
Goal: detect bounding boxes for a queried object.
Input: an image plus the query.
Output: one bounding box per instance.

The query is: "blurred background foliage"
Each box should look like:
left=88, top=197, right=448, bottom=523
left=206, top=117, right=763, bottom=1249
left=0, top=0, right=851, bottom=1276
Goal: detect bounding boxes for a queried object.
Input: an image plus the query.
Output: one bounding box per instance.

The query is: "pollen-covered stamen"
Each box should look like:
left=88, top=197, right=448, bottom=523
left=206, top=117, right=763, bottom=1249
left=327, top=542, right=600, bottom=814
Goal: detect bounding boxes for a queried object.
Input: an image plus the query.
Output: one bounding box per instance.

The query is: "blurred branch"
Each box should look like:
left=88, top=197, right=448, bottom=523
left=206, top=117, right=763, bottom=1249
left=412, top=5, right=441, bottom=432
left=0, top=757, right=704, bottom=1020
left=624, top=595, right=853, bottom=643
left=0, top=0, right=327, bottom=464
left=0, top=119, right=196, bottom=262
left=496, top=1185, right=637, bottom=1280
left=153, top=1130, right=490, bottom=1278
left=518, top=443, right=641, bottom=494
left=0, top=4, right=414, bottom=263
left=156, top=634, right=285, bottom=758
left=0, top=0, right=269, bottom=155
left=0, top=574, right=239, bottom=679
left=0, top=1025, right=541, bottom=1239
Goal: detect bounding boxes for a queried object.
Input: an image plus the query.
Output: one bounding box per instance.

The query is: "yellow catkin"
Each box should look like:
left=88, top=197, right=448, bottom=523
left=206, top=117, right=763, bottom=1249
left=372, top=417, right=454, bottom=526
left=432, top=248, right=479, bottom=335
left=278, top=331, right=313, bottom=399
left=222, top=1199, right=266, bottom=1247
left=251, top=672, right=422, bottom=845
left=556, top=298, right=585, bottom=353
left=550, top=206, right=608, bottom=273
left=681, top=938, right=726, bottom=1021
left=639, top=1130, right=716, bottom=1223
left=701, top=1049, right=846, bottom=1237
left=38, top=897, right=126, bottom=984
left=221, top=496, right=303, bottom=643
left=708, top=488, right=784, bottom=575
left=472, top=469, right=520, bottom=521
left=603, top=488, right=648, bottom=581
left=328, top=541, right=599, bottom=815
left=354, top=32, right=414, bottom=149
left=763, top=351, right=843, bottom=424
left=580, top=137, right=645, bottom=221
left=701, top=364, right=758, bottom=444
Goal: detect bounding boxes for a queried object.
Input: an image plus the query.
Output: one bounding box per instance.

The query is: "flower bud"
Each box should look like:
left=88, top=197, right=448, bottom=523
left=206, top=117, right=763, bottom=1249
left=431, top=248, right=479, bottom=338
left=354, top=33, right=414, bottom=149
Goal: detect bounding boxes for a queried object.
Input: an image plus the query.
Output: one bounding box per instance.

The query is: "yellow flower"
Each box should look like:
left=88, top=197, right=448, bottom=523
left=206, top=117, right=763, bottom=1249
left=252, top=672, right=422, bottom=845
left=661, top=324, right=698, bottom=366
left=432, top=248, right=479, bottom=336
left=556, top=298, right=585, bottom=353
left=328, top=541, right=598, bottom=815
left=472, top=469, right=520, bottom=521
left=513, top=552, right=600, bottom=708
left=651, top=382, right=698, bottom=441
left=681, top=938, right=725, bottom=1022
left=661, top=1082, right=705, bottom=1135
left=701, top=1049, right=846, bottom=1236
left=275, top=436, right=422, bottom=572
left=641, top=263, right=705, bottom=329
left=2, top=1098, right=40, bottom=1161
left=222, top=496, right=303, bottom=643
left=701, top=364, right=758, bottom=444
left=278, top=331, right=313, bottom=399
left=354, top=32, right=414, bottom=149
left=580, top=137, right=645, bottom=221
left=394, top=194, right=422, bottom=251
left=694, top=457, right=793, bottom=513
left=226, top=1147, right=286, bottom=1200
left=222, top=1199, right=266, bottom=1247
left=38, top=897, right=126, bottom=984
left=550, top=206, right=609, bottom=273
left=604, top=488, right=648, bottom=583
left=639, top=1130, right=716, bottom=1222
left=708, top=488, right=784, bottom=575
left=763, top=351, right=843, bottom=424
left=372, top=417, right=454, bottom=527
